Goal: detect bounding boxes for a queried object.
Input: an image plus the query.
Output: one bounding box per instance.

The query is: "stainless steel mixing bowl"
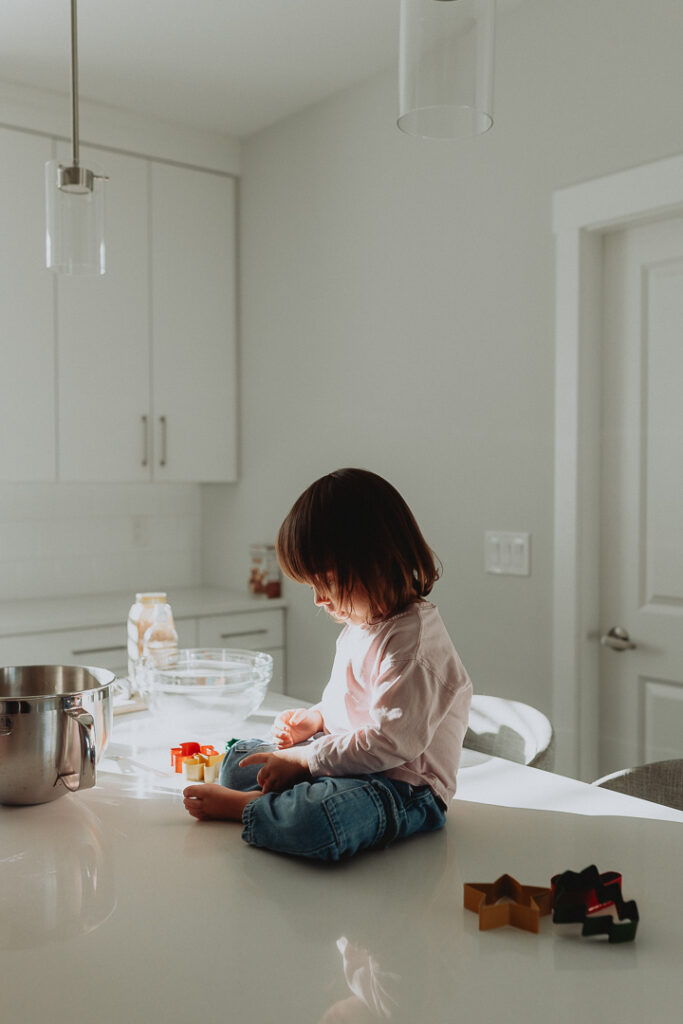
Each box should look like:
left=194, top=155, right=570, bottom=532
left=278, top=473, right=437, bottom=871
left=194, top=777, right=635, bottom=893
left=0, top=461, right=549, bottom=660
left=0, top=665, right=115, bottom=806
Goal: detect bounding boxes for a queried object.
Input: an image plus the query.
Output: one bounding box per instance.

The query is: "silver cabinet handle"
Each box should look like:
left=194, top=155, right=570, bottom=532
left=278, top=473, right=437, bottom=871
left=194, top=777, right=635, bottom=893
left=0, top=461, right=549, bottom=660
left=159, top=415, right=167, bottom=468
left=600, top=626, right=637, bottom=652
left=71, top=645, right=127, bottom=657
left=141, top=414, right=149, bottom=467
left=220, top=629, right=268, bottom=640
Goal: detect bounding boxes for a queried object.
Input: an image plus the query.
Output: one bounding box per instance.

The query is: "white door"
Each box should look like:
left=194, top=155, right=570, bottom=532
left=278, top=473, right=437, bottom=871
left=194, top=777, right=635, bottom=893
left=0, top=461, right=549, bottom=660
left=57, top=145, right=151, bottom=481
left=599, top=215, right=683, bottom=775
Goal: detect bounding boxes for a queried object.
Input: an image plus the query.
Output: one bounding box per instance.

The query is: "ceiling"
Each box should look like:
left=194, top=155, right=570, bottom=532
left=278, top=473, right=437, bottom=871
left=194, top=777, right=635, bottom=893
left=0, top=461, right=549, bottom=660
left=0, top=0, right=405, bottom=138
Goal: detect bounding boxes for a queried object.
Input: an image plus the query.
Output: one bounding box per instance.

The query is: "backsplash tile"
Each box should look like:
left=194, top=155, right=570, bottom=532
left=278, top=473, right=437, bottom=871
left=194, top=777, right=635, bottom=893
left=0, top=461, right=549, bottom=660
left=0, top=483, right=201, bottom=601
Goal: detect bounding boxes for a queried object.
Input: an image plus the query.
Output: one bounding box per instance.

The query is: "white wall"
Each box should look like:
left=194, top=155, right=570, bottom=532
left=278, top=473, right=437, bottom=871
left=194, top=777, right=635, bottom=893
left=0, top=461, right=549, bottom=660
left=202, top=0, right=683, bottom=710
left=0, top=483, right=201, bottom=601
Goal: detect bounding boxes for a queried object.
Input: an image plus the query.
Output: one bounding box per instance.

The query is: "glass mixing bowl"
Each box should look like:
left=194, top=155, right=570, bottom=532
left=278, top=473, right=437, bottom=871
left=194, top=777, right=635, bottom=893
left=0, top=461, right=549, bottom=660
left=141, top=648, right=272, bottom=723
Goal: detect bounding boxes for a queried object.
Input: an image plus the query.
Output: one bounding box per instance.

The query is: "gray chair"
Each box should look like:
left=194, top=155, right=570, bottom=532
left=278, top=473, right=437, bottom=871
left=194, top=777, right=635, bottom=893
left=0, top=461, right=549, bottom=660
left=463, top=694, right=555, bottom=771
left=593, top=759, right=683, bottom=812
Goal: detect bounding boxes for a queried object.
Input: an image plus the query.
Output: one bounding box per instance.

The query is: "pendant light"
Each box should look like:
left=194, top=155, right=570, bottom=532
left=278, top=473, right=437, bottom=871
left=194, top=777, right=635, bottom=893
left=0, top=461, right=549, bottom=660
left=45, top=0, right=107, bottom=274
left=398, top=0, right=496, bottom=140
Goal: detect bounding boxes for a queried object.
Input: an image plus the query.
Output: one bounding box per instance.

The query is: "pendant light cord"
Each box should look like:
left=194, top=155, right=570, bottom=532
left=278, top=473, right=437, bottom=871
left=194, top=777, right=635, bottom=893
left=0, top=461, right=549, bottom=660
left=70, top=0, right=80, bottom=167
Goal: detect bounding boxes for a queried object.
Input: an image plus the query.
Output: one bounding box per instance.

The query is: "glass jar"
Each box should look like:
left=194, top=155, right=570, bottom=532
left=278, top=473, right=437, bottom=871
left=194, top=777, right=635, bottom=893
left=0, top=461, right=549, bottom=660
left=248, top=544, right=281, bottom=599
left=142, top=602, right=179, bottom=671
left=126, top=592, right=173, bottom=689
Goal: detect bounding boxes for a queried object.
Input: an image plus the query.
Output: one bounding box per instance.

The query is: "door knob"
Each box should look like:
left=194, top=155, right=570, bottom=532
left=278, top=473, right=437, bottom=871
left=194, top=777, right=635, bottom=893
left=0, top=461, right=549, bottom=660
left=600, top=626, right=637, bottom=652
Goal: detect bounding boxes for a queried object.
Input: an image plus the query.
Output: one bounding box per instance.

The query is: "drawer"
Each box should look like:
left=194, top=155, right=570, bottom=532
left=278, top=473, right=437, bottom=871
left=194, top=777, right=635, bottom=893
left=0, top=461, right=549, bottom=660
left=0, top=625, right=128, bottom=675
left=66, top=619, right=197, bottom=659
left=0, top=611, right=284, bottom=687
left=197, top=608, right=284, bottom=651
left=174, top=618, right=198, bottom=648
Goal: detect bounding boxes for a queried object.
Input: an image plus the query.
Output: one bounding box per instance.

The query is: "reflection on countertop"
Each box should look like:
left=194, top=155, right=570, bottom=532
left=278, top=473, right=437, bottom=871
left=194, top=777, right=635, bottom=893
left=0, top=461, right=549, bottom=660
left=0, top=795, right=116, bottom=950
left=238, top=826, right=461, bottom=1024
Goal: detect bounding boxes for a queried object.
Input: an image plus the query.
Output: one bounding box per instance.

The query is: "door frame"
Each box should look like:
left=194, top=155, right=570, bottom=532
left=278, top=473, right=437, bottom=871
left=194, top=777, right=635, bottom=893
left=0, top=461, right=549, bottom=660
left=552, top=152, right=683, bottom=780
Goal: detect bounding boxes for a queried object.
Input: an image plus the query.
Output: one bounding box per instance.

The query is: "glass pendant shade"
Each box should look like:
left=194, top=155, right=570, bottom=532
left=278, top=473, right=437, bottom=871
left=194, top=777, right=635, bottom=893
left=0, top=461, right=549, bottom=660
left=45, top=159, right=105, bottom=275
left=398, top=0, right=496, bottom=140
left=45, top=0, right=107, bottom=275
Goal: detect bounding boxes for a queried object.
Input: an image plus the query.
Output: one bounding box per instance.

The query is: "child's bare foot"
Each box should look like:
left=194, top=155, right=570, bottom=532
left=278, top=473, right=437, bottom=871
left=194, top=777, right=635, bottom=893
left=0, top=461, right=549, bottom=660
left=183, top=783, right=261, bottom=821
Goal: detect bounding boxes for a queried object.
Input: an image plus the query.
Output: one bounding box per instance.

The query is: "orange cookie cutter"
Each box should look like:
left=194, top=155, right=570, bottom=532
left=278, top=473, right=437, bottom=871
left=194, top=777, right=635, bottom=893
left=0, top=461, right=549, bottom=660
left=464, top=874, right=553, bottom=933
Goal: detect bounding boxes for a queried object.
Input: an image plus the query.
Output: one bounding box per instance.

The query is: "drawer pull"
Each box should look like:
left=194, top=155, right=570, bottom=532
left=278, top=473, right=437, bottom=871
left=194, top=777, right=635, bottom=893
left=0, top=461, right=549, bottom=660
left=71, top=645, right=127, bottom=657
left=220, top=628, right=268, bottom=640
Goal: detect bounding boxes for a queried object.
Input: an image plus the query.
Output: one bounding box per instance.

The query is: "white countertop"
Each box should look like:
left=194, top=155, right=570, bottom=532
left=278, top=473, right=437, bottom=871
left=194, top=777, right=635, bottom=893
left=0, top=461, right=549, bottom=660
left=2, top=694, right=682, bottom=1024
left=0, top=586, right=286, bottom=637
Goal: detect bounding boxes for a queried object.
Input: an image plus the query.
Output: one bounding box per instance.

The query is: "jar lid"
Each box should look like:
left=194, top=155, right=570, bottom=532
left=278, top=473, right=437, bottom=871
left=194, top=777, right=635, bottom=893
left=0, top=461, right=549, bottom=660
left=136, top=592, right=167, bottom=603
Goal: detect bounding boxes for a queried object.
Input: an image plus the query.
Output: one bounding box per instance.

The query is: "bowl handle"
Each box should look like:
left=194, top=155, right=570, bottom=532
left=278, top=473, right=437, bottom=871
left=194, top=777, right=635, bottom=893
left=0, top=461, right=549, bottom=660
left=60, top=707, right=97, bottom=792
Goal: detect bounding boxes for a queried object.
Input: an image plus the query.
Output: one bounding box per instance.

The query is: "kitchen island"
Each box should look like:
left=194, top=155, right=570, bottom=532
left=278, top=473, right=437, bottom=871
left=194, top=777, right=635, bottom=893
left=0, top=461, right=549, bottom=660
left=2, top=693, right=681, bottom=1024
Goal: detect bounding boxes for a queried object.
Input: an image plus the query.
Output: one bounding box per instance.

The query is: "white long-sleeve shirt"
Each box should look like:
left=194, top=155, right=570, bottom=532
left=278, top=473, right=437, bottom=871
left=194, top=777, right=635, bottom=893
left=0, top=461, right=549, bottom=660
left=306, top=601, right=473, bottom=806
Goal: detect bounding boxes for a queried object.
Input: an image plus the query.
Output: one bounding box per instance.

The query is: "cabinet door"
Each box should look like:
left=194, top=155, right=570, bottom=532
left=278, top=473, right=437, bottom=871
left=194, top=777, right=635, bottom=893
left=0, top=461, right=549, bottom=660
left=150, top=164, right=237, bottom=482
left=0, top=128, right=56, bottom=481
left=196, top=609, right=284, bottom=649
left=197, top=610, right=285, bottom=694
left=57, top=146, right=151, bottom=481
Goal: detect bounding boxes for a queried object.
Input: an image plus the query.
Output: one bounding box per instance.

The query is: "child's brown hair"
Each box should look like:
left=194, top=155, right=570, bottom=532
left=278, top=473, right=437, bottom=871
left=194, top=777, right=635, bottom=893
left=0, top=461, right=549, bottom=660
left=276, top=468, right=441, bottom=620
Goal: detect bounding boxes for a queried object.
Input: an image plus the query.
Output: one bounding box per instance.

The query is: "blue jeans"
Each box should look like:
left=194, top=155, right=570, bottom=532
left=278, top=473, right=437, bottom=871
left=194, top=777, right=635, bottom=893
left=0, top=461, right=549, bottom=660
left=219, top=738, right=447, bottom=862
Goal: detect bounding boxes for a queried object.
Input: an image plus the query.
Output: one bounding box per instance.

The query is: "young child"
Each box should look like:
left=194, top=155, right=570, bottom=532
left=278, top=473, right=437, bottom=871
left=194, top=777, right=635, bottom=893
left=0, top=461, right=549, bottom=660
left=183, top=468, right=473, bottom=861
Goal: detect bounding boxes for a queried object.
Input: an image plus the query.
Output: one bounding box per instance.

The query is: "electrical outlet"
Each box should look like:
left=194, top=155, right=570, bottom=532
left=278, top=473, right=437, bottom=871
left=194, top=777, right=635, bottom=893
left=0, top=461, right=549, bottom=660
left=485, top=531, right=531, bottom=576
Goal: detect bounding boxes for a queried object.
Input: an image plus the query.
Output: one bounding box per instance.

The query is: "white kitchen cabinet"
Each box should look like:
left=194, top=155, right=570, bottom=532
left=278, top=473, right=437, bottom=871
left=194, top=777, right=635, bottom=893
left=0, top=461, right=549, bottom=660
left=0, top=624, right=131, bottom=677
left=0, top=122, right=237, bottom=484
left=57, top=146, right=237, bottom=483
left=0, top=128, right=56, bottom=481
left=0, top=590, right=286, bottom=697
left=0, top=619, right=195, bottom=680
left=151, top=163, right=237, bottom=482
left=57, top=145, right=151, bottom=482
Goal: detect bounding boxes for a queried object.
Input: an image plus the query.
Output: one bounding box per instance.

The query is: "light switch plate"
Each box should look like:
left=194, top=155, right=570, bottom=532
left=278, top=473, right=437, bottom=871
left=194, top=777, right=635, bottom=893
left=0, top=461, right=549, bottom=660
left=485, top=531, right=531, bottom=576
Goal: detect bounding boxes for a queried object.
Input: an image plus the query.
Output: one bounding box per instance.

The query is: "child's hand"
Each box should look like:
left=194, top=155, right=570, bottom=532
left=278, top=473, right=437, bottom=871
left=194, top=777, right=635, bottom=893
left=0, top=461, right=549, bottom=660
left=239, top=747, right=311, bottom=793
left=271, top=707, right=323, bottom=748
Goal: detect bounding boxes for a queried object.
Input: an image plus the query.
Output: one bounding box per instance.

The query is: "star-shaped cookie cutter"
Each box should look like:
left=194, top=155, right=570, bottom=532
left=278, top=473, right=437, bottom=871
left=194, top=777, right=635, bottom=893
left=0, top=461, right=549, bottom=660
left=551, top=865, right=639, bottom=943
left=464, top=874, right=553, bottom=933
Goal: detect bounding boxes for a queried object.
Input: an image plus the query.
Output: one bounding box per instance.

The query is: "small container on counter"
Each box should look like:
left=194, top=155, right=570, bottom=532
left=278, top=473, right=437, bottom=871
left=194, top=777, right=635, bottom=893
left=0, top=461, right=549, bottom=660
left=142, top=602, right=178, bottom=670
left=126, top=592, right=177, bottom=691
left=248, top=544, right=281, bottom=599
